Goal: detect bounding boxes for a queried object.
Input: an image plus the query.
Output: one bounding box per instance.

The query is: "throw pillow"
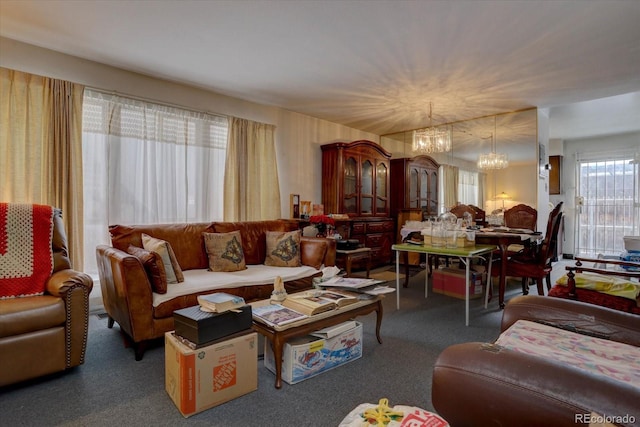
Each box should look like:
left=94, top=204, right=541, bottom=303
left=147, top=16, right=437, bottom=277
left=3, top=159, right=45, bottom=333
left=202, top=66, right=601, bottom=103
left=126, top=245, right=168, bottom=294
left=203, top=231, right=247, bottom=272
left=141, top=234, right=184, bottom=284
left=264, top=230, right=301, bottom=267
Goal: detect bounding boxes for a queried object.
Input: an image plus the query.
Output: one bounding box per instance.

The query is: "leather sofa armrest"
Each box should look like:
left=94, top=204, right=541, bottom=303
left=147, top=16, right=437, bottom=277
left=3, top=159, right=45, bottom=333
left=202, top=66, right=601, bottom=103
left=45, top=269, right=93, bottom=368
left=432, top=342, right=640, bottom=427
left=96, top=245, right=155, bottom=341
left=46, top=269, right=93, bottom=297
left=300, top=237, right=336, bottom=267
left=501, top=295, right=640, bottom=347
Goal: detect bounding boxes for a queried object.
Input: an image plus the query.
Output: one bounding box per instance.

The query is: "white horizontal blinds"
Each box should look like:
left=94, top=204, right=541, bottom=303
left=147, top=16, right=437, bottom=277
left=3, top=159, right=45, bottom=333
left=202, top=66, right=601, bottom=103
left=576, top=149, right=639, bottom=256
left=81, top=89, right=228, bottom=276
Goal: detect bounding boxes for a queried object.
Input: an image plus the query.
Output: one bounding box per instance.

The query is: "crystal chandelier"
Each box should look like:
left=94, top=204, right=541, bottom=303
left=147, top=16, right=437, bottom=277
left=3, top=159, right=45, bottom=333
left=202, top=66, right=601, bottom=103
left=477, top=117, right=508, bottom=170
left=412, top=103, right=451, bottom=154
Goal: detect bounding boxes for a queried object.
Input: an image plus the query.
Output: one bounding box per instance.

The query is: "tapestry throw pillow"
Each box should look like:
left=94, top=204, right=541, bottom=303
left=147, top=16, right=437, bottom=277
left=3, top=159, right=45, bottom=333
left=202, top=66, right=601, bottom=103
left=141, top=234, right=184, bottom=284
left=264, top=230, right=301, bottom=267
left=203, top=231, right=247, bottom=272
left=0, top=203, right=55, bottom=299
left=126, top=245, right=168, bottom=294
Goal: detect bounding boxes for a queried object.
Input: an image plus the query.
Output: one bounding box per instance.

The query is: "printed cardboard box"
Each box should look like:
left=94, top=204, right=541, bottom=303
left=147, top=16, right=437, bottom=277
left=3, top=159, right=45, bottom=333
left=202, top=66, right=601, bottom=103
left=165, top=331, right=257, bottom=417
left=264, top=321, right=363, bottom=385
left=432, top=267, right=485, bottom=300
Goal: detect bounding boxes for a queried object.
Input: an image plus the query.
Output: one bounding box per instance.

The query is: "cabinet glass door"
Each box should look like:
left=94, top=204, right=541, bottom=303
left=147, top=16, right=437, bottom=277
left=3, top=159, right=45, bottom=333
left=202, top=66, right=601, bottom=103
left=420, top=169, right=429, bottom=211
left=361, top=159, right=373, bottom=214
left=429, top=170, right=438, bottom=214
left=343, top=157, right=358, bottom=214
left=409, top=167, right=419, bottom=208
left=376, top=162, right=388, bottom=213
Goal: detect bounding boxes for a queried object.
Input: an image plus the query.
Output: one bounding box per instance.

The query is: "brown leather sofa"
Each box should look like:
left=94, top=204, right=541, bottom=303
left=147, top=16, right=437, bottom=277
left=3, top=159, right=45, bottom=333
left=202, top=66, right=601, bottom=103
left=432, top=295, right=640, bottom=427
left=96, top=219, right=336, bottom=360
left=0, top=208, right=93, bottom=387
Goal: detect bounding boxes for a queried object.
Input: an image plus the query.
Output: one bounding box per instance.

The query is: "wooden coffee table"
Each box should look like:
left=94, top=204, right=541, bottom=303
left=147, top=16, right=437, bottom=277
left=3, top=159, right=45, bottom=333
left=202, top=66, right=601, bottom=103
left=251, top=295, right=383, bottom=389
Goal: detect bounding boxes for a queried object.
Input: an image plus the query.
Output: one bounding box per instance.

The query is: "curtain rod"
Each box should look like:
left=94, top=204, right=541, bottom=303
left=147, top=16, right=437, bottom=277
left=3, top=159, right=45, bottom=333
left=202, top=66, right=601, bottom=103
left=86, top=86, right=228, bottom=120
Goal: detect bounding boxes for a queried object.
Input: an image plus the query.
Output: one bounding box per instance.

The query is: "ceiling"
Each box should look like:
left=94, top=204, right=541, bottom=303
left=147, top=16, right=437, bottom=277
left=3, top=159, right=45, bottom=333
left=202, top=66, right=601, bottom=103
left=1, top=0, right=640, bottom=139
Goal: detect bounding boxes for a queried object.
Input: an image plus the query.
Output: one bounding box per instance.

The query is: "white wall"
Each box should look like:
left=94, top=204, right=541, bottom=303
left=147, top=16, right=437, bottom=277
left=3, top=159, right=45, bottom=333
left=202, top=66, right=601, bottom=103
left=0, top=37, right=377, bottom=218
left=551, top=131, right=640, bottom=256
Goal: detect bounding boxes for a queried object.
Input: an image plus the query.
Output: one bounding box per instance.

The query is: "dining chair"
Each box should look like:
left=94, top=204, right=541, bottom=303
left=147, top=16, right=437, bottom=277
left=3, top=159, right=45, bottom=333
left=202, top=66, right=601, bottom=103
left=491, top=204, right=563, bottom=297
left=468, top=205, right=486, bottom=227
left=503, top=204, right=537, bottom=231
left=449, top=204, right=476, bottom=223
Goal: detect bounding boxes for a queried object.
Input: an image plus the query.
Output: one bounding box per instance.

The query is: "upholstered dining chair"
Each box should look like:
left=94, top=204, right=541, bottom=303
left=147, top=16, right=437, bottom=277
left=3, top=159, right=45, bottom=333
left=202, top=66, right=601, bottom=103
left=0, top=204, right=93, bottom=386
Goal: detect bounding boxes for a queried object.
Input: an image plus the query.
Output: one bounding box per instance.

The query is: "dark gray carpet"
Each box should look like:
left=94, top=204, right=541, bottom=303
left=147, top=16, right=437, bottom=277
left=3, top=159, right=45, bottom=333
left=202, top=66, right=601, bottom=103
left=0, top=269, right=522, bottom=427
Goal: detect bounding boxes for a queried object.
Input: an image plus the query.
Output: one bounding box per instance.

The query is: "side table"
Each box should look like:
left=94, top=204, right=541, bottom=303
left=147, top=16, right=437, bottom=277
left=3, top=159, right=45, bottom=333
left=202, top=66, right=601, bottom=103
left=336, top=247, right=372, bottom=278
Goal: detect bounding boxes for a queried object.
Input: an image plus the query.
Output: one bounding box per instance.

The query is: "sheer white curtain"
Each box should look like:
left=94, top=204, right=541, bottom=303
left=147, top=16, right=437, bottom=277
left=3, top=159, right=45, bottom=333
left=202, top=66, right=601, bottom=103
left=458, top=169, right=479, bottom=206
left=82, top=89, right=228, bottom=275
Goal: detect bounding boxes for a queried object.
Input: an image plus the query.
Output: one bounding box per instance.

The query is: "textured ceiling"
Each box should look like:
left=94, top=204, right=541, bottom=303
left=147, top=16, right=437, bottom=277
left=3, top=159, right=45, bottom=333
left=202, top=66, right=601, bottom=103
left=1, top=0, right=639, bottom=138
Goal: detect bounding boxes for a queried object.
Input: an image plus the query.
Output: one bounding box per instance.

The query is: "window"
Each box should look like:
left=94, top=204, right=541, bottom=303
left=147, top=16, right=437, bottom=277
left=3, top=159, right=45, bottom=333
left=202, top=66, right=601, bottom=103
left=458, top=169, right=479, bottom=206
left=82, top=89, right=228, bottom=276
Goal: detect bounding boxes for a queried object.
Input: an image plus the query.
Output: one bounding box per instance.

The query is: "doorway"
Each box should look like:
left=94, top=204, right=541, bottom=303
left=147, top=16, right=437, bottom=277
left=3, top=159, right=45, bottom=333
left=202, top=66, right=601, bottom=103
left=575, top=156, right=639, bottom=256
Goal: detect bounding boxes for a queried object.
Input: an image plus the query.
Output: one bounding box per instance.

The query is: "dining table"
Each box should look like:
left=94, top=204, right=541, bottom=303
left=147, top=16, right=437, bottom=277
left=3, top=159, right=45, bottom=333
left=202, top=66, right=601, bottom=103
left=474, top=228, right=543, bottom=308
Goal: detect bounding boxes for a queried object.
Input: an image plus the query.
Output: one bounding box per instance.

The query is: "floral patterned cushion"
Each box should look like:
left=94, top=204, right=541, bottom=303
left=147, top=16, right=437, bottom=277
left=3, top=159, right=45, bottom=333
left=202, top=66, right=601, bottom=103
left=495, top=320, right=640, bottom=387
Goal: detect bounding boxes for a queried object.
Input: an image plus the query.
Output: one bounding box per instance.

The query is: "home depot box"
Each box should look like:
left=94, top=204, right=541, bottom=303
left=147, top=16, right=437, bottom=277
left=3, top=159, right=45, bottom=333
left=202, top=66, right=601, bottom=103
left=263, top=321, right=363, bottom=385
left=432, top=267, right=485, bottom=299
left=165, top=331, right=257, bottom=417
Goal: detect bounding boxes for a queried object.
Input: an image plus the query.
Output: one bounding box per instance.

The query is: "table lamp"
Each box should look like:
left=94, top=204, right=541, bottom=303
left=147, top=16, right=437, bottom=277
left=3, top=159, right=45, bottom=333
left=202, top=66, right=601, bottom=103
left=495, top=192, right=511, bottom=209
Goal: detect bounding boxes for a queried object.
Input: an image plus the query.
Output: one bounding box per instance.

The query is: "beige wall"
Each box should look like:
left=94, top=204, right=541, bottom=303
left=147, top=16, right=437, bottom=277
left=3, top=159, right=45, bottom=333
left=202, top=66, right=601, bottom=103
left=0, top=37, right=378, bottom=218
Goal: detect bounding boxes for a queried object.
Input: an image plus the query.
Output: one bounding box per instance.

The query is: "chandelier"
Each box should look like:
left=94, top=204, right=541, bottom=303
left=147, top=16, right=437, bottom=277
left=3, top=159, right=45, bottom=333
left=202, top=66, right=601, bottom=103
left=477, top=117, right=508, bottom=170
left=412, top=103, right=451, bottom=154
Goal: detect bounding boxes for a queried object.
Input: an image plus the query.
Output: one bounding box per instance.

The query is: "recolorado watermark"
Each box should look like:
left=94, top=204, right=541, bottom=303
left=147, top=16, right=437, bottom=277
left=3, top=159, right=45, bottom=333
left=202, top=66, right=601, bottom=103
left=575, top=413, right=635, bottom=425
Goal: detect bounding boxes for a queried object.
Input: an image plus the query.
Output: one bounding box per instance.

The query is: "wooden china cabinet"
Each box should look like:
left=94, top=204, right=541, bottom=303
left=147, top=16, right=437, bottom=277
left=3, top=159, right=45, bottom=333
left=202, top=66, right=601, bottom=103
left=390, top=155, right=440, bottom=221
left=390, top=155, right=440, bottom=265
left=321, top=140, right=394, bottom=267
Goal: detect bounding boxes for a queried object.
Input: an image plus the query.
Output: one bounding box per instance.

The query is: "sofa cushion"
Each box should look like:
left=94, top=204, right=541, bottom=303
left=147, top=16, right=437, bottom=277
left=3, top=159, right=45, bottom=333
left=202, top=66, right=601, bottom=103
left=264, top=230, right=301, bottom=267
left=0, top=295, right=65, bottom=338
left=126, top=245, right=168, bottom=294
left=212, top=220, right=298, bottom=265
left=141, top=234, right=184, bottom=284
left=109, top=223, right=214, bottom=270
left=203, top=231, right=247, bottom=272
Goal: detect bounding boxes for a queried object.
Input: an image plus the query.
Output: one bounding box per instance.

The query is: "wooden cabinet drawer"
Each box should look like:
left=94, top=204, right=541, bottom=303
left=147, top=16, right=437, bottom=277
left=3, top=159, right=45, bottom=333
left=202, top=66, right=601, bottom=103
left=351, top=222, right=366, bottom=235
left=365, top=233, right=384, bottom=247
left=367, top=220, right=394, bottom=233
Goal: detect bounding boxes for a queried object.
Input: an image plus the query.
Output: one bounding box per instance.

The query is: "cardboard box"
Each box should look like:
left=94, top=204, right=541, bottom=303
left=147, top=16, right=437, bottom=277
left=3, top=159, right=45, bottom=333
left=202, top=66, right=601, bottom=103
left=263, top=321, right=363, bottom=385
left=173, top=305, right=252, bottom=345
left=432, top=267, right=485, bottom=299
left=165, top=331, right=257, bottom=417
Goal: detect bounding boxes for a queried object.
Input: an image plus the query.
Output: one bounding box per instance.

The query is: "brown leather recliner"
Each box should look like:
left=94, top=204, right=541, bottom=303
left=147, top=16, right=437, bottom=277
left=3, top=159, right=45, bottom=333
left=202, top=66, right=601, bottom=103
left=432, top=295, right=640, bottom=426
left=0, top=208, right=93, bottom=387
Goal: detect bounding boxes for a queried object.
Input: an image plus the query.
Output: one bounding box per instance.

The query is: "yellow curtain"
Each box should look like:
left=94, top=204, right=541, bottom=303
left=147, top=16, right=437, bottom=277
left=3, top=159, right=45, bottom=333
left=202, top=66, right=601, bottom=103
left=0, top=67, right=85, bottom=269
left=224, top=117, right=281, bottom=221
left=441, top=164, right=459, bottom=211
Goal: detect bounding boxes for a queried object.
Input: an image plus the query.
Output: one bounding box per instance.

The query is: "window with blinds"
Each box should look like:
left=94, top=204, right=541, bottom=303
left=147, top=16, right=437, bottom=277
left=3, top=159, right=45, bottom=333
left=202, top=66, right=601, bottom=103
left=81, top=89, right=228, bottom=275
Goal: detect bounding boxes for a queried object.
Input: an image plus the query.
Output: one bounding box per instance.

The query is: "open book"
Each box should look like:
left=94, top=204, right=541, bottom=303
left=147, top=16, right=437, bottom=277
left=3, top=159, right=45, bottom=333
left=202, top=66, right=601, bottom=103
left=197, top=292, right=246, bottom=313
left=281, top=290, right=359, bottom=316
left=252, top=304, right=307, bottom=326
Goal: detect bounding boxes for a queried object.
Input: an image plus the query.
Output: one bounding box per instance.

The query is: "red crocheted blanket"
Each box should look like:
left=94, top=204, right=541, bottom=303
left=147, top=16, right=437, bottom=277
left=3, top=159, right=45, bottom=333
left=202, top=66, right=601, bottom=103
left=0, top=203, right=54, bottom=298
